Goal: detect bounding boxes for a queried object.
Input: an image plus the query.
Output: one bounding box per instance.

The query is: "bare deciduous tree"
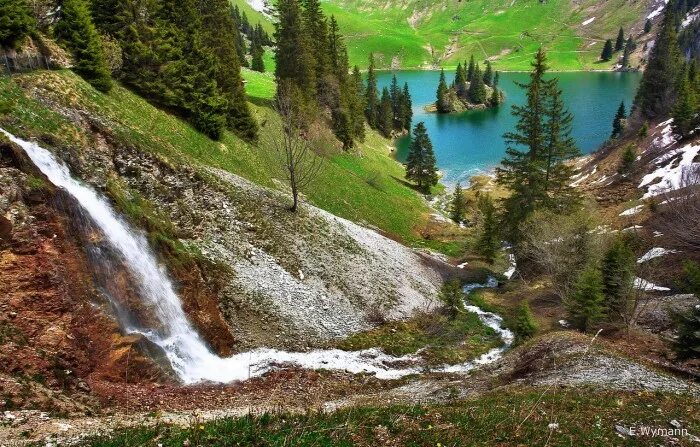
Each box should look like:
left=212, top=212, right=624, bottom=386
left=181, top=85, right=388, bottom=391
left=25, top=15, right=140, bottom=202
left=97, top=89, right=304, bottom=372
left=659, top=164, right=700, bottom=251
left=266, top=84, right=324, bottom=212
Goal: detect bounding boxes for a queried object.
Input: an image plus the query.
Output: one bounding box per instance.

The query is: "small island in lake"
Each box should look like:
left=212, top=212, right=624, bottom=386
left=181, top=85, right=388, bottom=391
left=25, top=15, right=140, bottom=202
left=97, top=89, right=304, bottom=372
left=427, top=57, right=504, bottom=113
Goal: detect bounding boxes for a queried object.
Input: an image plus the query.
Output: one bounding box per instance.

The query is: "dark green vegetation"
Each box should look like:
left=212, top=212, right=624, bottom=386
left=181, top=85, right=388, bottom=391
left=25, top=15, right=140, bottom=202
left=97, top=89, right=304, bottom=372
left=675, top=261, right=700, bottom=359
left=435, top=59, right=501, bottom=113
left=405, top=122, right=438, bottom=193
left=0, top=0, right=35, bottom=49
left=496, top=49, right=580, bottom=241
left=82, top=389, right=700, bottom=446
left=90, top=0, right=255, bottom=140
left=365, top=58, right=412, bottom=138
left=54, top=0, right=112, bottom=92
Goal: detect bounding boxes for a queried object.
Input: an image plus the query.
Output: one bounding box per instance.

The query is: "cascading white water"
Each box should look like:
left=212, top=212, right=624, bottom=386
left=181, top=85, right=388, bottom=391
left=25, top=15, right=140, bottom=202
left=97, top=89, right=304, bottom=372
left=3, top=129, right=513, bottom=384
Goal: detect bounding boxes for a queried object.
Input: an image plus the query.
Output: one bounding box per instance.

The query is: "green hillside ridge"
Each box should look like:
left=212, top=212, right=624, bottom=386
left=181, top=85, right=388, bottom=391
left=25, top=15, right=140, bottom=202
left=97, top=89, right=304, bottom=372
left=235, top=0, right=652, bottom=70
left=0, top=70, right=445, bottom=250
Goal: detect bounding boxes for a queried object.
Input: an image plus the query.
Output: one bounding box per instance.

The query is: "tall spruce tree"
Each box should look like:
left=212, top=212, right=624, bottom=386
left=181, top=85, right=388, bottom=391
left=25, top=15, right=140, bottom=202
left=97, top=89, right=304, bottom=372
left=55, top=0, right=113, bottom=92
left=390, top=74, right=401, bottom=129
left=635, top=0, right=684, bottom=119
left=365, top=54, right=380, bottom=128
left=401, top=82, right=413, bottom=131
left=350, top=65, right=367, bottom=140
left=476, top=194, right=500, bottom=263
left=611, top=101, right=626, bottom=138
left=467, top=55, right=476, bottom=82
left=600, top=39, right=614, bottom=61
left=483, top=61, right=494, bottom=86
left=601, top=238, right=635, bottom=323
left=251, top=43, right=265, bottom=72
left=378, top=87, right=393, bottom=137
left=675, top=261, right=700, bottom=359
left=405, top=122, right=438, bottom=192
left=672, top=66, right=698, bottom=136
left=0, top=0, right=35, bottom=49
left=621, top=40, right=632, bottom=68
left=302, top=0, right=330, bottom=100
left=567, top=265, right=606, bottom=332
left=436, top=68, right=451, bottom=112
left=454, top=62, right=467, bottom=96
left=275, top=0, right=315, bottom=100
left=450, top=182, right=466, bottom=223
left=198, top=0, right=258, bottom=140
left=468, top=63, right=487, bottom=104
left=615, top=27, right=625, bottom=51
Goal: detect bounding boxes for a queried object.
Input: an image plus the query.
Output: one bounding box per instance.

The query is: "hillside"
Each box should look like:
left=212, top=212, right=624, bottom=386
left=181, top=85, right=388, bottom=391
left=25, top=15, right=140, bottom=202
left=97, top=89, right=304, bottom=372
left=238, top=0, right=658, bottom=70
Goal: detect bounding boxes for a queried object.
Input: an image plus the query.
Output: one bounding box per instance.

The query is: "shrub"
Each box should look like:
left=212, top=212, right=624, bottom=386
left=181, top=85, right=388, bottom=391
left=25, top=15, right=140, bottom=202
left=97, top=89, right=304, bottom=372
left=513, top=300, right=537, bottom=342
left=0, top=0, right=36, bottom=49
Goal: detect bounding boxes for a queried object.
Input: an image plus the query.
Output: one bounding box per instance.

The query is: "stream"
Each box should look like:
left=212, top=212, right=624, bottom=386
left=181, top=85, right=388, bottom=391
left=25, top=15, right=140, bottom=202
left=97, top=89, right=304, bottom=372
left=3, top=129, right=514, bottom=384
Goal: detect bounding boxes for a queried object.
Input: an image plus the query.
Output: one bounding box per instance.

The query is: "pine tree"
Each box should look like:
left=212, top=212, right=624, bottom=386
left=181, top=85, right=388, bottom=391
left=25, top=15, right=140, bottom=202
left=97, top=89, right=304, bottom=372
left=251, top=43, right=265, bottom=72
left=327, top=16, right=348, bottom=81
left=490, top=85, right=501, bottom=106
left=365, top=53, right=379, bottom=128
left=611, top=101, right=626, bottom=138
left=567, top=265, right=606, bottom=332
left=350, top=65, right=366, bottom=140
left=635, top=0, right=684, bottom=119
left=672, top=66, right=697, bottom=136
left=454, top=62, right=467, bottom=96
left=615, top=27, right=625, bottom=52
left=467, top=55, right=476, bottom=82
left=476, top=194, right=500, bottom=263
left=198, top=0, right=258, bottom=140
left=450, top=182, right=466, bottom=223
left=483, top=60, right=494, bottom=86
left=621, top=40, right=632, bottom=68
left=302, top=0, right=330, bottom=98
left=674, top=261, right=700, bottom=359
left=405, top=122, right=438, bottom=192
left=436, top=68, right=451, bottom=112
left=275, top=0, right=316, bottom=100
left=493, top=71, right=500, bottom=88
left=468, top=63, right=487, bottom=104
left=618, top=145, right=636, bottom=174
left=390, top=74, right=401, bottom=129
left=601, top=238, right=635, bottom=323
left=644, top=18, right=653, bottom=33
left=401, top=82, right=413, bottom=131
left=439, top=280, right=464, bottom=319
left=496, top=48, right=549, bottom=238
left=542, top=81, right=580, bottom=209
left=55, top=0, right=113, bottom=92
left=514, top=301, right=538, bottom=341
left=600, top=39, right=614, bottom=61
left=378, top=87, right=393, bottom=137
left=0, top=0, right=35, bottom=49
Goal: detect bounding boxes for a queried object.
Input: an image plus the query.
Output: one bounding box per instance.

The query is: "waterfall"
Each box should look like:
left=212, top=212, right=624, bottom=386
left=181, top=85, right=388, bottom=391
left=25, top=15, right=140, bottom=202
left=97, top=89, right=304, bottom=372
left=2, top=129, right=513, bottom=384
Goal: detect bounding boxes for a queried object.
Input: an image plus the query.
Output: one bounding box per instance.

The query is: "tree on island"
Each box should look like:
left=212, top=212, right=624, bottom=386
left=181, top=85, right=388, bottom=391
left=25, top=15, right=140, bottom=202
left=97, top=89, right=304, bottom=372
left=454, top=62, right=467, bottom=96
left=436, top=68, right=451, bottom=113
left=611, top=101, right=626, bottom=138
left=405, top=122, right=438, bottom=193
left=496, top=48, right=580, bottom=241
left=468, top=63, right=488, bottom=104
left=467, top=55, right=476, bottom=82
left=600, top=39, right=614, bottom=61
left=615, top=27, right=625, bottom=52
left=483, top=61, right=494, bottom=86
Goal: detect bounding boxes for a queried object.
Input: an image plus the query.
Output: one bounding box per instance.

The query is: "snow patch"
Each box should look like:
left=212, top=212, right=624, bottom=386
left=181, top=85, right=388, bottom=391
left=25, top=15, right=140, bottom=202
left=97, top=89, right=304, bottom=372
left=639, top=143, right=700, bottom=198
left=637, top=247, right=677, bottom=263
left=581, top=17, right=596, bottom=26
left=647, top=0, right=669, bottom=20
left=634, top=277, right=670, bottom=291
left=619, top=204, right=644, bottom=216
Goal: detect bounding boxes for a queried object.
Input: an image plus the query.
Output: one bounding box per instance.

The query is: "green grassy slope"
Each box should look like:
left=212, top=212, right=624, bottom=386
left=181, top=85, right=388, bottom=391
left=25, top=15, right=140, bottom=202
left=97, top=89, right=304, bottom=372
left=234, top=0, right=653, bottom=70
left=83, top=388, right=700, bottom=446
left=0, top=71, right=436, bottom=246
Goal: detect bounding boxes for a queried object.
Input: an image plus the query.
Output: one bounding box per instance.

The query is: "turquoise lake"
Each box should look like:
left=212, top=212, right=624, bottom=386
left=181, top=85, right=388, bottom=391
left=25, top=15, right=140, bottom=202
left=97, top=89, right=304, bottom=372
left=375, top=71, right=642, bottom=185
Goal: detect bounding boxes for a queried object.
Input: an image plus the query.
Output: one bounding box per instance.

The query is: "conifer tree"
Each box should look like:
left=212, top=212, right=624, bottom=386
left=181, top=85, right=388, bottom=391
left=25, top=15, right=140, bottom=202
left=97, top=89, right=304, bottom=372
left=467, top=55, right=476, bottom=82
left=439, top=280, right=464, bottom=319
left=365, top=54, right=379, bottom=128
left=468, top=63, right=487, bottom=104
left=476, top=194, right=500, bottom=263
left=0, top=0, right=35, bottom=49
left=390, top=74, right=401, bottom=128
left=644, top=18, right=653, bottom=33
left=302, top=0, right=330, bottom=98
left=198, top=0, right=258, bottom=140
left=55, top=0, right=113, bottom=92
left=450, top=182, right=466, bottom=223
left=350, top=65, right=366, bottom=140
left=251, top=43, right=265, bottom=72
left=601, top=238, right=635, bottom=323
left=490, top=85, right=501, bottom=106
left=401, top=82, right=413, bottom=131
left=611, top=101, right=626, bottom=138
left=493, top=71, right=500, bottom=88
left=405, top=122, right=438, bottom=192
left=615, top=27, right=625, bottom=52
left=674, top=261, right=700, bottom=359
left=378, top=87, right=393, bottom=137
left=567, top=265, right=606, bottom=332
left=327, top=16, right=349, bottom=82
left=635, top=0, right=684, bottom=119
left=621, top=40, right=632, bottom=68
left=618, top=145, right=636, bottom=174
left=514, top=301, right=538, bottom=341
left=672, top=66, right=697, bottom=136
left=275, top=0, right=316, bottom=100
left=454, top=62, right=467, bottom=96
left=600, top=39, right=614, bottom=61
left=483, top=60, right=494, bottom=86
left=436, top=68, right=451, bottom=112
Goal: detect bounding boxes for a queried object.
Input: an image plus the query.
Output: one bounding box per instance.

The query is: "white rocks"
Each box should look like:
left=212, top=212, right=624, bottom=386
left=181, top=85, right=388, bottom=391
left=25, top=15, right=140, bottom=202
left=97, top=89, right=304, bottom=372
left=619, top=205, right=644, bottom=216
